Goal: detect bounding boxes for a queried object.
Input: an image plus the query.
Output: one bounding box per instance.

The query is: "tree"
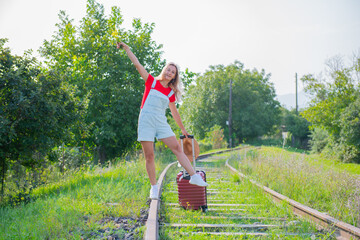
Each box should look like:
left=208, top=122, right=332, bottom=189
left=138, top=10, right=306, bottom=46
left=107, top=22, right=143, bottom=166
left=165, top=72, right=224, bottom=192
left=338, top=95, right=360, bottom=162
left=281, top=108, right=311, bottom=149
left=180, top=61, right=281, bottom=143
left=40, top=0, right=165, bottom=163
left=301, top=55, right=360, bottom=162
left=0, top=39, right=79, bottom=199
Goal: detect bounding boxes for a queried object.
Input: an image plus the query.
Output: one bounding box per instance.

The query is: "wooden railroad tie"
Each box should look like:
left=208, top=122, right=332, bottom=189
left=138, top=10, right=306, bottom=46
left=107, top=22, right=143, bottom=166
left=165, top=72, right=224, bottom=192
left=184, top=232, right=316, bottom=237
left=168, top=190, right=245, bottom=194
left=162, top=223, right=280, bottom=229
left=199, top=216, right=287, bottom=221
left=166, top=203, right=259, bottom=207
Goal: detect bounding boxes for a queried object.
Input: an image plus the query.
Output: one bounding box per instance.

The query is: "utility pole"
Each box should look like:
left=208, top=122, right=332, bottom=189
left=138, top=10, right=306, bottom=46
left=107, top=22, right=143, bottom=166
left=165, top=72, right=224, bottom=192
left=229, top=79, right=232, bottom=148
left=295, top=73, right=298, bottom=114
left=293, top=73, right=298, bottom=147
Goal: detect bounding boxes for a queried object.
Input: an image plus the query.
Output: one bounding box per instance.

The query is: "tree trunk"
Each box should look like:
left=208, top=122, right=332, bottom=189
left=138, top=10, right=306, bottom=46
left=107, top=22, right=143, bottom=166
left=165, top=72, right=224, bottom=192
left=97, top=145, right=107, bottom=165
left=291, top=135, right=295, bottom=147
left=1, top=157, right=5, bottom=202
left=60, top=143, right=65, bottom=174
left=81, top=141, right=86, bottom=164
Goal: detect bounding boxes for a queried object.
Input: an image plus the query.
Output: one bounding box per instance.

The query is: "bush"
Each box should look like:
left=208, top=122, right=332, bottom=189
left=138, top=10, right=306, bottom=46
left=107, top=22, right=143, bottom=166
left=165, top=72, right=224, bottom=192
left=339, top=96, right=360, bottom=163
left=309, top=127, right=329, bottom=153
left=199, top=125, right=227, bottom=152
left=54, top=146, right=85, bottom=172
left=308, top=96, right=360, bottom=163
left=198, top=142, right=213, bottom=153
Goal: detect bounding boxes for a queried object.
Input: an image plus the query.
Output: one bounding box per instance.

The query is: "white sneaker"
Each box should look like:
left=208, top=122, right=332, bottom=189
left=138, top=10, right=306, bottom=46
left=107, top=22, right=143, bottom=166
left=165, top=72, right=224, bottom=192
left=189, top=174, right=208, bottom=187
left=149, top=185, right=159, bottom=200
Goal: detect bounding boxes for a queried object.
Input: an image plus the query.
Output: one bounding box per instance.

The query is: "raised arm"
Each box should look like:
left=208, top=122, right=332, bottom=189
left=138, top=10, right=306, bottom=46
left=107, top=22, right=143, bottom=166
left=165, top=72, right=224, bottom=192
left=117, top=42, right=149, bottom=81
left=169, top=102, right=190, bottom=137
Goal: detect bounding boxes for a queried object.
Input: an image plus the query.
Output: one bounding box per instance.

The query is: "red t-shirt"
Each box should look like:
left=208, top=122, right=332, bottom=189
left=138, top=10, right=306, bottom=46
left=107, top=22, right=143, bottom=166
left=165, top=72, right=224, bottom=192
left=140, top=74, right=176, bottom=109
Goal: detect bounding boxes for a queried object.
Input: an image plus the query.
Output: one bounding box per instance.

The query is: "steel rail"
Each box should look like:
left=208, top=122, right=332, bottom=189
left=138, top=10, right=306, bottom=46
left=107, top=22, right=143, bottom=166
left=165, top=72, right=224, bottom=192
left=225, top=158, right=360, bottom=240
left=196, top=146, right=242, bottom=160
left=144, top=162, right=176, bottom=240
left=143, top=147, right=240, bottom=240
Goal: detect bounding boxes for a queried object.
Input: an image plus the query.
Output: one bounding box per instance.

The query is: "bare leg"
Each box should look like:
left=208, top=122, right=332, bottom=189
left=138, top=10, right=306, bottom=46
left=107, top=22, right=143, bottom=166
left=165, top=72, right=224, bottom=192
left=161, top=136, right=196, bottom=176
left=141, top=141, right=157, bottom=185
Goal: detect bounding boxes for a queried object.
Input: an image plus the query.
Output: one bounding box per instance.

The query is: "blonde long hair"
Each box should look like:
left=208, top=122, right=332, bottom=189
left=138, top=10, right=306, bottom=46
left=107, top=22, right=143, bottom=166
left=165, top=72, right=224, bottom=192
left=159, top=62, right=184, bottom=102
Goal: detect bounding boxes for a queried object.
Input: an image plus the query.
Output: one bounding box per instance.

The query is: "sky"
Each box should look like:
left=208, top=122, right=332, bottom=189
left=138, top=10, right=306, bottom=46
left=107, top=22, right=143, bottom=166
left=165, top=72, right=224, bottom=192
left=1, top=0, right=359, bottom=95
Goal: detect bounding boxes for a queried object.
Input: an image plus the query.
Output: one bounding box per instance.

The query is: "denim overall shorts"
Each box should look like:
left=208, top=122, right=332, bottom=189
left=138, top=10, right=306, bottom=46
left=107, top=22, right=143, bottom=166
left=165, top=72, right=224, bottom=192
left=137, top=79, right=175, bottom=141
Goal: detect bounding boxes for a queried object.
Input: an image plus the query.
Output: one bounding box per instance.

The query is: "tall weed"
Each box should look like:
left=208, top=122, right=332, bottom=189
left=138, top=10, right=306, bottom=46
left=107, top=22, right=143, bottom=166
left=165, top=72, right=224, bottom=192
left=230, top=147, right=360, bottom=227
left=0, top=150, right=174, bottom=239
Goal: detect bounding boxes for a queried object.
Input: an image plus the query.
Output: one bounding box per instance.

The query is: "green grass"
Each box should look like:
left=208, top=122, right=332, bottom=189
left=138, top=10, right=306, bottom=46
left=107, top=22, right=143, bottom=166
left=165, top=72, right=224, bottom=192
left=305, top=152, right=360, bottom=175
left=2, top=145, right=357, bottom=239
left=247, top=138, right=360, bottom=175
left=0, top=152, right=173, bottom=240
left=228, top=146, right=360, bottom=228
left=159, top=154, right=324, bottom=239
left=259, top=146, right=360, bottom=175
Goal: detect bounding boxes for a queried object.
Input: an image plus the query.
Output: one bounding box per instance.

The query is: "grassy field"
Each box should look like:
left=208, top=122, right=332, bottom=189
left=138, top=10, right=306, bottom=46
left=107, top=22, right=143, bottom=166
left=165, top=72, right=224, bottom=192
left=0, top=151, right=174, bottom=240
left=228, top=146, right=360, bottom=228
left=302, top=151, right=360, bottom=175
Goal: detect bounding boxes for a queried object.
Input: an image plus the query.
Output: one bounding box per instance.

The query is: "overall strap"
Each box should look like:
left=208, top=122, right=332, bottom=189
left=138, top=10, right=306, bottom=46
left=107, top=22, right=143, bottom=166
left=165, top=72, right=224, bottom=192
left=168, top=90, right=174, bottom=98
left=151, top=78, right=157, bottom=89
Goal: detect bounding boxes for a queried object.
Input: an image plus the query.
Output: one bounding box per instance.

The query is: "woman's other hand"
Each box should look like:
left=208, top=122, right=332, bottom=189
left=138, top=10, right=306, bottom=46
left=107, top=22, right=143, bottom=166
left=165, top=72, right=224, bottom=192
left=181, top=129, right=190, bottom=138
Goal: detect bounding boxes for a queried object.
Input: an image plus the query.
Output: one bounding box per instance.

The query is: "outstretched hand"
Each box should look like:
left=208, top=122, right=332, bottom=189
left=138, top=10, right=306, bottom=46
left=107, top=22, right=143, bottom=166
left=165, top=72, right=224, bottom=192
left=116, top=42, right=129, bottom=50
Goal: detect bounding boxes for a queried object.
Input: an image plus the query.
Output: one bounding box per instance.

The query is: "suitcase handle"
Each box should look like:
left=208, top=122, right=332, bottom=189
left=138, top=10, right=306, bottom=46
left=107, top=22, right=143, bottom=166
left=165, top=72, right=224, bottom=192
left=180, top=134, right=196, bottom=172
left=180, top=135, right=194, bottom=139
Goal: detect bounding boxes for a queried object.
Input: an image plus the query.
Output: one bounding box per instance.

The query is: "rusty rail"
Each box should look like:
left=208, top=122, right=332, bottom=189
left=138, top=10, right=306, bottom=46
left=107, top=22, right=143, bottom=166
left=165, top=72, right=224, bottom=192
left=144, top=162, right=176, bottom=240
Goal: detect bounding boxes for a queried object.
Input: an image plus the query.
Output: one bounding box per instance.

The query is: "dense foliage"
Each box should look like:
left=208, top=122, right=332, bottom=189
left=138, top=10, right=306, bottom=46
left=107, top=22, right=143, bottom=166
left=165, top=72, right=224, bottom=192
left=301, top=56, right=360, bottom=162
left=180, top=61, right=281, bottom=144
left=0, top=39, right=79, bottom=199
left=281, top=108, right=311, bottom=149
left=40, top=0, right=164, bottom=163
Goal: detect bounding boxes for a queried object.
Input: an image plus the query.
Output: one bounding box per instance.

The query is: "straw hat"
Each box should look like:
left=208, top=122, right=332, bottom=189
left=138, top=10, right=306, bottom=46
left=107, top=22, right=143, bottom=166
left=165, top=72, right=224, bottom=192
left=178, top=137, right=200, bottom=162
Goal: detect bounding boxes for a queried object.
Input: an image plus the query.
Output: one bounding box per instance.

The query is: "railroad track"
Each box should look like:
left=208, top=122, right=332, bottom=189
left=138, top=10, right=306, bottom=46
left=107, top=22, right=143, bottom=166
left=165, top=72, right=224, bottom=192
left=144, top=147, right=360, bottom=240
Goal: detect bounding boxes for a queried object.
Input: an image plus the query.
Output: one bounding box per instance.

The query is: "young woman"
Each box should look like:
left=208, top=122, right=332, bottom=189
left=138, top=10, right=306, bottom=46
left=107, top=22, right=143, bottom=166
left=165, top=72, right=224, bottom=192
left=117, top=42, right=208, bottom=199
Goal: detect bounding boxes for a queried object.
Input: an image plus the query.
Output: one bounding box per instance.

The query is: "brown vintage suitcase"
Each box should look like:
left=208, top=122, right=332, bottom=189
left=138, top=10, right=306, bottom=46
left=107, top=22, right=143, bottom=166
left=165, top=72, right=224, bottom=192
left=177, top=135, right=208, bottom=212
